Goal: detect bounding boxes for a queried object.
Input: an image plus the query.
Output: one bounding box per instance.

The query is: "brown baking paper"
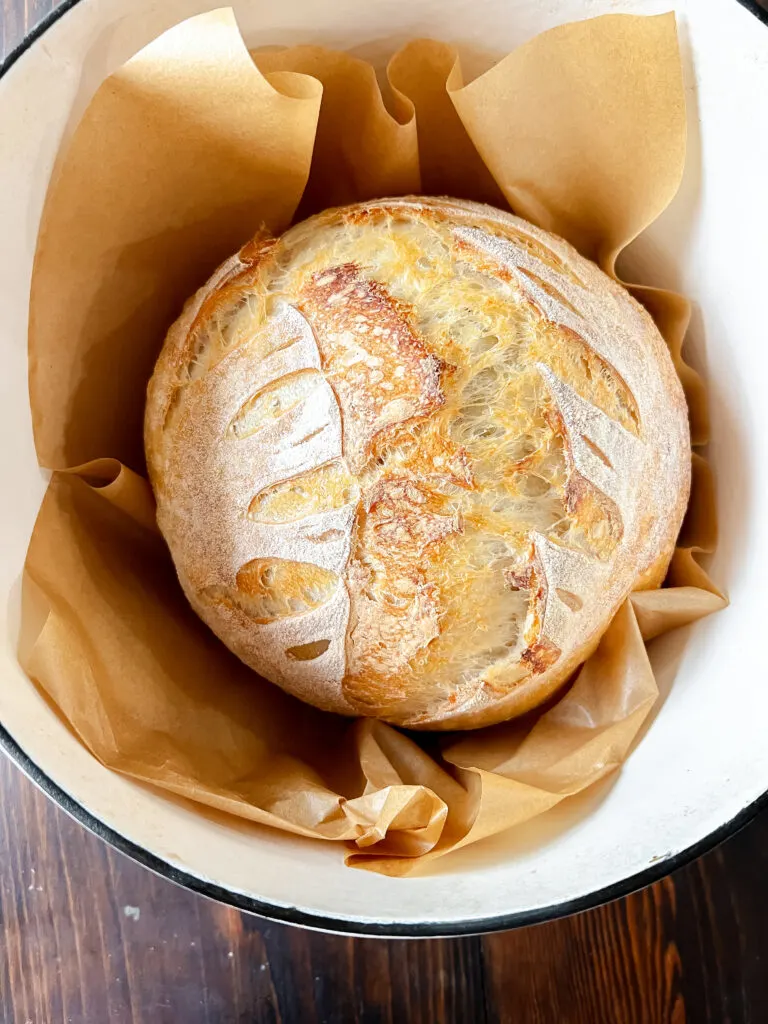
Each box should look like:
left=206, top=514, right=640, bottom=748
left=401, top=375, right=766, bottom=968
left=22, top=8, right=726, bottom=875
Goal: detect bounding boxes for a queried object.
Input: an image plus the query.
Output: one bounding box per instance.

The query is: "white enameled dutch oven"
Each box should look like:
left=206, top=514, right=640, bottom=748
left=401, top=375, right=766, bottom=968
left=0, top=0, right=766, bottom=936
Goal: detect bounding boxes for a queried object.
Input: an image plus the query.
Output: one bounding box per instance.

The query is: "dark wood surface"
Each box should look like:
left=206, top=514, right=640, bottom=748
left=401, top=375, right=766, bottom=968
left=4, top=756, right=768, bottom=1023
left=3, top=1, right=768, bottom=1021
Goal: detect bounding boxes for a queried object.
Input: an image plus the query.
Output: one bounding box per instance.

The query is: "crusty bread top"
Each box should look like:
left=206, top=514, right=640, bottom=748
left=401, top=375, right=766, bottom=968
left=145, top=197, right=691, bottom=730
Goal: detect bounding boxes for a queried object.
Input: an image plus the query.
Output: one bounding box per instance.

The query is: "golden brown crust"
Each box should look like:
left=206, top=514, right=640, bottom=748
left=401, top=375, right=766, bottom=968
left=296, top=263, right=446, bottom=472
left=145, top=197, right=691, bottom=729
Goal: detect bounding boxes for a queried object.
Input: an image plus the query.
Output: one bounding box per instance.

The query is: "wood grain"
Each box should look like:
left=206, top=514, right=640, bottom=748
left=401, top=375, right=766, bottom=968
left=4, top=753, right=768, bottom=1023
left=3, top=1, right=768, bottom=1022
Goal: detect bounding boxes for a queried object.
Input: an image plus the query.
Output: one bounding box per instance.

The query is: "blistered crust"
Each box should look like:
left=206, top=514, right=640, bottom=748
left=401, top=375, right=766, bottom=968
left=145, top=197, right=690, bottom=729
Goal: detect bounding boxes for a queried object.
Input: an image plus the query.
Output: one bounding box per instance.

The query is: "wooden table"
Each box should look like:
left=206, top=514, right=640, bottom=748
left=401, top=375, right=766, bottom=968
left=3, top=1, right=768, bottom=1020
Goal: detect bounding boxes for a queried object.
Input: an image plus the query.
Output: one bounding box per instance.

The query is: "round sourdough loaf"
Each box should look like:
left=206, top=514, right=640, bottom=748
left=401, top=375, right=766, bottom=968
left=145, top=197, right=690, bottom=729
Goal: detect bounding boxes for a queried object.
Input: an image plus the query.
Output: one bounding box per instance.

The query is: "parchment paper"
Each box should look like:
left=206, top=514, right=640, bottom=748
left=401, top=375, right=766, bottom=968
left=22, top=8, right=725, bottom=875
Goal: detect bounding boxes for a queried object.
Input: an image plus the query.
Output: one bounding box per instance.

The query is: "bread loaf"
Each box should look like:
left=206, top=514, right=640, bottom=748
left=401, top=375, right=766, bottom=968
left=145, top=197, right=690, bottom=729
